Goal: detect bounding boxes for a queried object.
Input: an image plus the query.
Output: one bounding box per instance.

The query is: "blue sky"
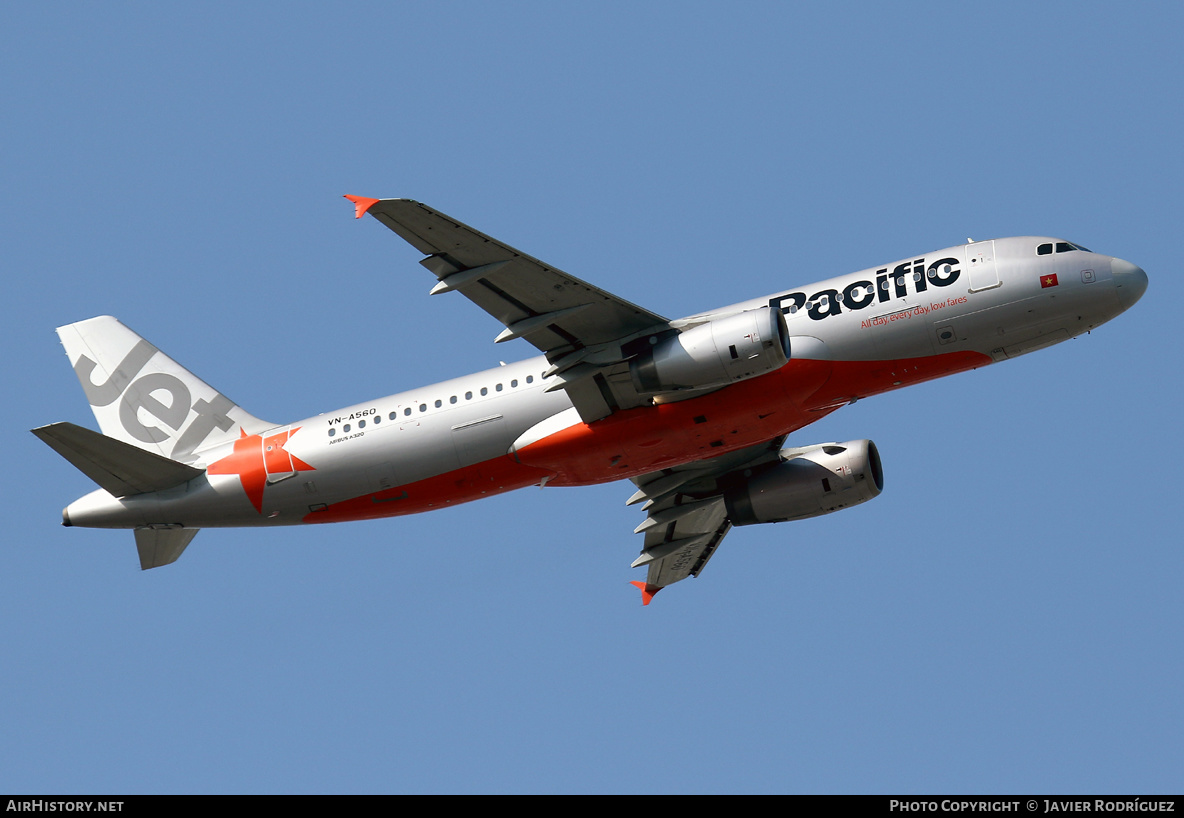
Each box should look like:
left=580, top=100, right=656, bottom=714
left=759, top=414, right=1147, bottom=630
left=3, top=2, right=1181, bottom=794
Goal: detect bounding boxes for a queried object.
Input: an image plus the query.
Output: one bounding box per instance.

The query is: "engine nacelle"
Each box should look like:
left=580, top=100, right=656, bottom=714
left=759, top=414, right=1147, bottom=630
left=630, top=307, right=790, bottom=393
left=724, top=439, right=883, bottom=526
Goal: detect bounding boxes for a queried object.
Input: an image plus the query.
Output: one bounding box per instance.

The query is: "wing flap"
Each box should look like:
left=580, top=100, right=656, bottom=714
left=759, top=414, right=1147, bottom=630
left=367, top=198, right=667, bottom=342
left=639, top=498, right=731, bottom=589
left=627, top=436, right=788, bottom=600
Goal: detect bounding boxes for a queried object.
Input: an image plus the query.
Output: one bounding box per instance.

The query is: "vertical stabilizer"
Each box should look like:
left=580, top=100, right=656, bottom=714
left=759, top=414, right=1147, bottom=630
left=57, top=316, right=275, bottom=464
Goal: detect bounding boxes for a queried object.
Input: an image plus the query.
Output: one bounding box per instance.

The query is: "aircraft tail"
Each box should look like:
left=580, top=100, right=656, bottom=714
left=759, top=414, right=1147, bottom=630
left=33, top=421, right=205, bottom=568
left=31, top=420, right=206, bottom=570
left=56, top=316, right=275, bottom=464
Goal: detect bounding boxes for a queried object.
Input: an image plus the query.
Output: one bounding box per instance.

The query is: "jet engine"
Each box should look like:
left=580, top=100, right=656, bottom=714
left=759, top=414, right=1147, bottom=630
left=629, top=307, right=791, bottom=393
left=724, top=439, right=883, bottom=525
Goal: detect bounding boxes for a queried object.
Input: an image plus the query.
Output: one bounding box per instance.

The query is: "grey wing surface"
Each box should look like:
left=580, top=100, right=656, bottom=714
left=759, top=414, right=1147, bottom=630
left=627, top=436, right=787, bottom=602
left=357, top=198, right=672, bottom=422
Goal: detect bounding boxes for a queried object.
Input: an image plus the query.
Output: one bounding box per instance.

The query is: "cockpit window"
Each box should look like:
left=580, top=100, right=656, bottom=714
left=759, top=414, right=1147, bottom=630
left=1039, top=241, right=1090, bottom=256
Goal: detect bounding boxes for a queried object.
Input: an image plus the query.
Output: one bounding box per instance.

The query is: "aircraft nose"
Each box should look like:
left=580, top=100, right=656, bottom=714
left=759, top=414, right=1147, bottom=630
left=1111, top=257, right=1148, bottom=312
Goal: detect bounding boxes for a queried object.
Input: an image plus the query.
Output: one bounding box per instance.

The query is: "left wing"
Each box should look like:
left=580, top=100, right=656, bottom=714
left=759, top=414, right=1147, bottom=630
left=349, top=197, right=672, bottom=422
left=626, top=436, right=787, bottom=604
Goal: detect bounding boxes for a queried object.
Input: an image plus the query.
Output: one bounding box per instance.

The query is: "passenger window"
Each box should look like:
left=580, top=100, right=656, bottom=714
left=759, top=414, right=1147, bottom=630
left=449, top=396, right=457, bottom=404
left=465, top=391, right=472, bottom=400
left=511, top=379, right=518, bottom=388
left=1038, top=243, right=1053, bottom=255
left=389, top=411, right=397, bottom=421
left=372, top=416, right=380, bottom=425
left=526, top=375, right=533, bottom=384
left=434, top=400, right=442, bottom=408
left=404, top=408, right=411, bottom=416
left=419, top=404, right=426, bottom=413
left=328, top=428, right=335, bottom=437
left=358, top=419, right=365, bottom=428
left=344, top=424, right=351, bottom=433
left=496, top=383, right=503, bottom=392
left=480, top=387, right=488, bottom=396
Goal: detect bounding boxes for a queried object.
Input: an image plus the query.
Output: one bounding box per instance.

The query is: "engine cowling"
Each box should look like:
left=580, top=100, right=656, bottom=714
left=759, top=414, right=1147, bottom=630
left=630, top=307, right=790, bottom=393
left=724, top=439, right=883, bottom=526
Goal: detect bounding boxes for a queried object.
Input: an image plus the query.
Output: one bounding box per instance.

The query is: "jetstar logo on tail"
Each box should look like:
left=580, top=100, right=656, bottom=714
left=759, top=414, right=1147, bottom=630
left=207, top=428, right=315, bottom=513
left=74, top=340, right=236, bottom=463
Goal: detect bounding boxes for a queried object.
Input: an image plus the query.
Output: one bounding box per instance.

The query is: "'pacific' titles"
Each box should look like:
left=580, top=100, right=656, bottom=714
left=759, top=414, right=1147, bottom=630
left=769, top=256, right=962, bottom=321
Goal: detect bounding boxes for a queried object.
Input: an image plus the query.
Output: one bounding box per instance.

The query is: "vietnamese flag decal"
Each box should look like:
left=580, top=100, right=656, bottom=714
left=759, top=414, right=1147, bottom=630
left=1040, top=273, right=1060, bottom=288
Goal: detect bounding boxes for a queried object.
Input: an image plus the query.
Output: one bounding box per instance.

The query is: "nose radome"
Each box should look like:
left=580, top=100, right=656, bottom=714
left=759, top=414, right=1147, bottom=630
left=1111, top=257, right=1148, bottom=312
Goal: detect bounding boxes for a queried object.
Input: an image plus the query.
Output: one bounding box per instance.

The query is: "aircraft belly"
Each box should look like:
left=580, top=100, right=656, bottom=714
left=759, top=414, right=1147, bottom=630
left=513, top=359, right=818, bottom=485
left=301, top=456, right=553, bottom=523
left=514, top=349, right=990, bottom=486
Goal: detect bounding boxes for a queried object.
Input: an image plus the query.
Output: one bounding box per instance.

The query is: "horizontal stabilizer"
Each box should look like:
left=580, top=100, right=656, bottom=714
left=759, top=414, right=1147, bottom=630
left=32, top=422, right=204, bottom=497
left=135, top=527, right=199, bottom=570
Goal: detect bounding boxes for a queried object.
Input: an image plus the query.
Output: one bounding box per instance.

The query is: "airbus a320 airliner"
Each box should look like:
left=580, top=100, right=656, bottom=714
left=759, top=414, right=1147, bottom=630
left=34, top=197, right=1148, bottom=603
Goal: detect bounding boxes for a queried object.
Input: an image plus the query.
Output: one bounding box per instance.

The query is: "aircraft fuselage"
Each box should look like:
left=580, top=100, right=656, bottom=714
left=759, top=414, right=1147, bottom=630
left=61, top=235, right=1146, bottom=533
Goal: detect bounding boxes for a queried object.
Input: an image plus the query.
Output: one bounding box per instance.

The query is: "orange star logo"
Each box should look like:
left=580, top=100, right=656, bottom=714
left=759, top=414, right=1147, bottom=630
left=207, top=427, right=315, bottom=513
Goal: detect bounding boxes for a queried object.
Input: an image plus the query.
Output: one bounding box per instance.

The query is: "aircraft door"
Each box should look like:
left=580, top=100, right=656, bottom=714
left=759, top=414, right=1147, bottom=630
left=967, top=241, right=1001, bottom=292
left=262, top=426, right=299, bottom=485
